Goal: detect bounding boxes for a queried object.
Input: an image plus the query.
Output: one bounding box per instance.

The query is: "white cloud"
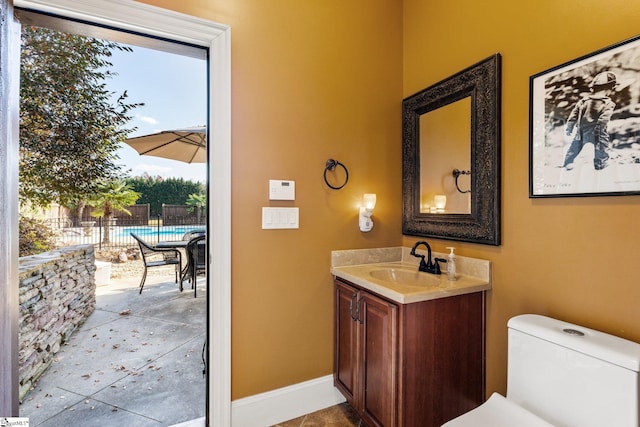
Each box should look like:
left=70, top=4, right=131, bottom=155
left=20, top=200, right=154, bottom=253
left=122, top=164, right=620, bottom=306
left=137, top=114, right=159, bottom=125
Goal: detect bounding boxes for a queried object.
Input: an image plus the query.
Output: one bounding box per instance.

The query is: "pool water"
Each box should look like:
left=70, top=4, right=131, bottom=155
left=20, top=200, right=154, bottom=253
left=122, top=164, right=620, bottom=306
left=118, top=226, right=206, bottom=239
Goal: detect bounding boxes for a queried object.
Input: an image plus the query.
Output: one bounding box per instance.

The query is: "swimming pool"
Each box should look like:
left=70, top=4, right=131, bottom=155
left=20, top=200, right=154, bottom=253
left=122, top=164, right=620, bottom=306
left=117, top=226, right=206, bottom=239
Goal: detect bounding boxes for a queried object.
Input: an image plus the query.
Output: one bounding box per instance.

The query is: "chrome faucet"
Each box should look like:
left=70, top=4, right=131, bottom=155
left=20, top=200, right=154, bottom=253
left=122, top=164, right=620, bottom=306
left=410, top=241, right=444, bottom=275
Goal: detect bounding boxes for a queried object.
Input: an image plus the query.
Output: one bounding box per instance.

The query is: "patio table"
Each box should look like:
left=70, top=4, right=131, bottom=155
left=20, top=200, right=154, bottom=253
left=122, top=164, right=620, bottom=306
left=156, top=240, right=189, bottom=249
left=157, top=239, right=205, bottom=294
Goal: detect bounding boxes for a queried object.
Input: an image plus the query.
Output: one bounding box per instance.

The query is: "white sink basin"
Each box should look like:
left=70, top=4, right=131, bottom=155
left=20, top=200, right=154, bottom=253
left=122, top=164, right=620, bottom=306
left=369, top=267, right=440, bottom=287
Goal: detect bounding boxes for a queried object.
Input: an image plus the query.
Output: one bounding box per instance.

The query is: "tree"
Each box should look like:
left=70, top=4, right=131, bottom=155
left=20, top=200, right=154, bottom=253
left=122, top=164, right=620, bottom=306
left=18, top=216, right=57, bottom=256
left=125, top=175, right=205, bottom=216
left=89, top=180, right=140, bottom=244
left=185, top=193, right=206, bottom=224
left=19, top=26, right=141, bottom=210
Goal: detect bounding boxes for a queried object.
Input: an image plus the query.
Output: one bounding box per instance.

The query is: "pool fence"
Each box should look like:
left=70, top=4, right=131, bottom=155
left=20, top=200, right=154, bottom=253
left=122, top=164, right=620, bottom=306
left=47, top=215, right=206, bottom=250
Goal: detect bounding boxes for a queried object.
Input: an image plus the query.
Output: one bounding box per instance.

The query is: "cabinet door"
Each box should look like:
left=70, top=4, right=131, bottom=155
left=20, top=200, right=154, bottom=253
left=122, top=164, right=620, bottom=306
left=359, top=291, right=398, bottom=427
left=334, top=280, right=359, bottom=404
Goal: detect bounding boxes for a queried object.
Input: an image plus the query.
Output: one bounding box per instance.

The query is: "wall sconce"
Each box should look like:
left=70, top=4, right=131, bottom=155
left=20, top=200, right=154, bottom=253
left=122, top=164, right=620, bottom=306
left=359, top=193, right=376, bottom=232
left=434, top=195, right=447, bottom=212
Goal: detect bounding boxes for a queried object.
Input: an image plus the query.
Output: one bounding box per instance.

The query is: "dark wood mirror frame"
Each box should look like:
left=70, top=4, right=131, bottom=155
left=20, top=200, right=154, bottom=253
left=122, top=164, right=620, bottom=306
left=402, top=54, right=502, bottom=245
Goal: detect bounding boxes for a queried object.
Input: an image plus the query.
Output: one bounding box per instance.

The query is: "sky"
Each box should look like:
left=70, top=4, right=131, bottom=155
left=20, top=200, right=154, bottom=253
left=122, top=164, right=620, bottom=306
left=106, top=44, right=208, bottom=183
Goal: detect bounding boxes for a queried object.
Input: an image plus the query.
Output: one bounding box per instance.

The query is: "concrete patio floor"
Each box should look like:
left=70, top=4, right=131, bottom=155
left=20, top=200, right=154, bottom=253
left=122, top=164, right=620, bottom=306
left=19, top=270, right=207, bottom=427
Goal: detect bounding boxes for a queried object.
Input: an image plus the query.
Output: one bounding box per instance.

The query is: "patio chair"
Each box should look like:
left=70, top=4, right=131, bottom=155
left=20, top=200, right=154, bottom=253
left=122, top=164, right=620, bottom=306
left=182, top=229, right=206, bottom=241
left=131, top=233, right=182, bottom=294
left=181, top=235, right=206, bottom=297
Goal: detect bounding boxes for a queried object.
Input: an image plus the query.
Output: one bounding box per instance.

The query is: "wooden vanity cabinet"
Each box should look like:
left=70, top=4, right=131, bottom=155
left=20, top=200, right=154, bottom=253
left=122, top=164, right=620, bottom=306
left=335, top=279, right=398, bottom=427
left=334, top=277, right=485, bottom=427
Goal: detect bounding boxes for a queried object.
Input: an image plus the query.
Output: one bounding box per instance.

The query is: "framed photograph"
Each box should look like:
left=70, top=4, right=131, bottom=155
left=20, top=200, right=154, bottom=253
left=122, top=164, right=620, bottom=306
left=530, top=35, right=640, bottom=197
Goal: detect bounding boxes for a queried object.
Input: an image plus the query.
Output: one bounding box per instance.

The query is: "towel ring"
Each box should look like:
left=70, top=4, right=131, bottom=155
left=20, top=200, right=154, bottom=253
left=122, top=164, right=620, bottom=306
left=453, top=169, right=471, bottom=194
left=324, top=159, right=349, bottom=190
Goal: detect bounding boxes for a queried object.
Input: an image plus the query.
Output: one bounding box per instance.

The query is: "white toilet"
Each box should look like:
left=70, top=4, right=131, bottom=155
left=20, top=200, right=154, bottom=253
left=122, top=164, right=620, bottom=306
left=443, top=314, right=640, bottom=427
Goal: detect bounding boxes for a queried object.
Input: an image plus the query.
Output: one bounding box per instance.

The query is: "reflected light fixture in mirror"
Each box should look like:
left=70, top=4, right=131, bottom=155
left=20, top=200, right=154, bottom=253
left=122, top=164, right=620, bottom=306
left=359, top=193, right=376, bottom=232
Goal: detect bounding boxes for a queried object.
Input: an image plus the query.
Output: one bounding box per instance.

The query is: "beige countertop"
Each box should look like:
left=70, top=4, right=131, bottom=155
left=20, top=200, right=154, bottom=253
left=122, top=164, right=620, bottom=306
left=331, top=247, right=491, bottom=304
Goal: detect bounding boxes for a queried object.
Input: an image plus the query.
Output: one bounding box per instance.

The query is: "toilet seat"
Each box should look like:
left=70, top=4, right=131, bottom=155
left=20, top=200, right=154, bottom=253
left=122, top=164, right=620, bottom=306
left=441, top=393, right=555, bottom=427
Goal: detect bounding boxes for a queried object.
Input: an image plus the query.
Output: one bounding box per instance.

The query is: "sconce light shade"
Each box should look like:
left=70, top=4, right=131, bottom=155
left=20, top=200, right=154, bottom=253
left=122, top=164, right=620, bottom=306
left=359, top=193, right=376, bottom=232
left=434, top=194, right=447, bottom=211
left=363, top=193, right=376, bottom=210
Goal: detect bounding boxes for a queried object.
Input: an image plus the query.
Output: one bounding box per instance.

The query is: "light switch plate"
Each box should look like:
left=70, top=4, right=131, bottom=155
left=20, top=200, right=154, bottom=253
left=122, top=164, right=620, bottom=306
left=269, top=180, right=295, bottom=200
left=262, top=207, right=299, bottom=229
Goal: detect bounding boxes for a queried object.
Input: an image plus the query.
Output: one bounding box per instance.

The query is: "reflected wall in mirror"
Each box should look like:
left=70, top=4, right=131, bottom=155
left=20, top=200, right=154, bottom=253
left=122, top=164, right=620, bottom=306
left=420, top=96, right=471, bottom=214
left=403, top=53, right=501, bottom=245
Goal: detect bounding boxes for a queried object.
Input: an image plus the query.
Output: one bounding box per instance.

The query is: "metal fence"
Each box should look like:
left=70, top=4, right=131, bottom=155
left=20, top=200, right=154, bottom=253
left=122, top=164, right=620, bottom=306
left=50, top=216, right=206, bottom=250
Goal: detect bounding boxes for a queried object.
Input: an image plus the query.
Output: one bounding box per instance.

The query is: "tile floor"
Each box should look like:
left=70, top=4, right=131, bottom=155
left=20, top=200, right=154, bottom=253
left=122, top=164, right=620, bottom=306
left=272, top=402, right=365, bottom=426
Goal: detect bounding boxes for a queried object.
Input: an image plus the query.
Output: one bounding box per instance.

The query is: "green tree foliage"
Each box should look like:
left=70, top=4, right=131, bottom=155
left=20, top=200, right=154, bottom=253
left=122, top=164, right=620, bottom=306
left=19, top=216, right=57, bottom=256
left=89, top=180, right=140, bottom=244
left=185, top=193, right=206, bottom=224
left=19, top=26, right=141, bottom=208
left=126, top=175, right=205, bottom=216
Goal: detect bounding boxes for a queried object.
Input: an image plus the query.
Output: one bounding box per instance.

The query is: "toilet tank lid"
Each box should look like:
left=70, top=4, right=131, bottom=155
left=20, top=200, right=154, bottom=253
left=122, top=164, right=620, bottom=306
left=508, top=314, right=640, bottom=372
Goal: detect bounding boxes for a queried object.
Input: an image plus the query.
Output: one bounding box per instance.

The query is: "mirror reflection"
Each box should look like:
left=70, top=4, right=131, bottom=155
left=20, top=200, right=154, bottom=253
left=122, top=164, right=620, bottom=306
left=402, top=53, right=501, bottom=246
left=419, top=97, right=471, bottom=214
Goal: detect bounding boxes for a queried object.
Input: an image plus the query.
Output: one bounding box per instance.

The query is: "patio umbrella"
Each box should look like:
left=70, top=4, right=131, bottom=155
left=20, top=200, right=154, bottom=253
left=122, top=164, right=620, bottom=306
left=124, top=126, right=207, bottom=164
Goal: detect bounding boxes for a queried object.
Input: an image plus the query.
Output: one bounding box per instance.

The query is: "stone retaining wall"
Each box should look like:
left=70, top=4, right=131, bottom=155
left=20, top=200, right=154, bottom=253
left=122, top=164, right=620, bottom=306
left=18, top=245, right=96, bottom=401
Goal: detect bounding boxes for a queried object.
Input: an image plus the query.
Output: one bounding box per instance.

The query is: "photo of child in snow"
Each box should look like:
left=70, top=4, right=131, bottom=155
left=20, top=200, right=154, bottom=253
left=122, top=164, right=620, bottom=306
left=531, top=38, right=640, bottom=196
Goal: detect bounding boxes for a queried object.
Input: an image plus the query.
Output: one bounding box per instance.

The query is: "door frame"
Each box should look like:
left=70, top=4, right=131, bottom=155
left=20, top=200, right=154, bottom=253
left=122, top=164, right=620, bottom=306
left=3, top=1, right=231, bottom=425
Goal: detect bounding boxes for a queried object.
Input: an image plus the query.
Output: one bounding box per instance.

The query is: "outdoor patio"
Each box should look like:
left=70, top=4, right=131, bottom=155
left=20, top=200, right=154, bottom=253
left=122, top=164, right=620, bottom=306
left=19, top=266, right=207, bottom=427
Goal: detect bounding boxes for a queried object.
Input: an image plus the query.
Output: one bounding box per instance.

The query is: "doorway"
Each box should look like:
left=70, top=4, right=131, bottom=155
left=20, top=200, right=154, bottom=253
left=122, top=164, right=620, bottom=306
left=2, top=1, right=231, bottom=425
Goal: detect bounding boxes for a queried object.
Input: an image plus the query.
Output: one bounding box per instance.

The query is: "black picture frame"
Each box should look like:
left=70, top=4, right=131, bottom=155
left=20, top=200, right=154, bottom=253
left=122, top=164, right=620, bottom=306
left=530, top=35, right=640, bottom=198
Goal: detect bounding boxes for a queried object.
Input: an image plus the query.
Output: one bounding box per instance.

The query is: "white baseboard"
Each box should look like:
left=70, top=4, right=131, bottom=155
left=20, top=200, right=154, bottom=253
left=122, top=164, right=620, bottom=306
left=231, top=374, right=346, bottom=427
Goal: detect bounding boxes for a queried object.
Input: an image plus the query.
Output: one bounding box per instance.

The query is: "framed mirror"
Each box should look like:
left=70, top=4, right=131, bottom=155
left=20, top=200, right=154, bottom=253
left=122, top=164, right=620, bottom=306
left=402, top=54, right=502, bottom=245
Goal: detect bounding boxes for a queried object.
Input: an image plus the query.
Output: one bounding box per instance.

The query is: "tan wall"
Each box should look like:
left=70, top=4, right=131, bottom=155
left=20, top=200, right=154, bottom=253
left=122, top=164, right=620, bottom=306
left=403, top=0, right=640, bottom=395
left=142, top=0, right=640, bottom=402
left=140, top=0, right=403, bottom=399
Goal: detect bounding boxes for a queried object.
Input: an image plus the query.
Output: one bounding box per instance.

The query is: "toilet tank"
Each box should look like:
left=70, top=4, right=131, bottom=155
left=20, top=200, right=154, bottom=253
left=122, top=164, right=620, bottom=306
left=506, top=314, right=640, bottom=427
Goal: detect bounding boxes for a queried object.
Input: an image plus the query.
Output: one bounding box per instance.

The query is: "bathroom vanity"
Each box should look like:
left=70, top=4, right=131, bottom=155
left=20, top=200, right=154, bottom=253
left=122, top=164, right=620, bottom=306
left=331, top=247, right=491, bottom=427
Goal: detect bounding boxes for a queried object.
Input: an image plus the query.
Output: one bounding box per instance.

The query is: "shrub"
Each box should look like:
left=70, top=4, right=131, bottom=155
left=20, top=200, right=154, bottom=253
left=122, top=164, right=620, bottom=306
left=19, top=216, right=57, bottom=256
